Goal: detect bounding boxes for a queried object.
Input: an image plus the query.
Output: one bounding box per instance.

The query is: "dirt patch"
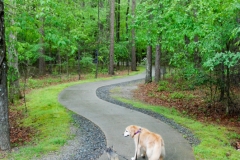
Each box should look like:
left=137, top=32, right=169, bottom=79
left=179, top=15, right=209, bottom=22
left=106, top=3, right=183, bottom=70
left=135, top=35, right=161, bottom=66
left=110, top=80, right=143, bottom=99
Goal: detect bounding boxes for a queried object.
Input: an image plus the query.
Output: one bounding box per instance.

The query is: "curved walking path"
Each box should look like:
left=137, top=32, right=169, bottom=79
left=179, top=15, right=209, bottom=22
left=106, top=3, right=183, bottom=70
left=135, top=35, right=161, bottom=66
left=58, top=72, right=195, bottom=160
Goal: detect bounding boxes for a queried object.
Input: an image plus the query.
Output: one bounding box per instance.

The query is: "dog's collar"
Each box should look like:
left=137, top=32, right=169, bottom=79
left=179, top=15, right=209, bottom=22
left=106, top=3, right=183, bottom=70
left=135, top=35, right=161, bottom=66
left=134, top=128, right=141, bottom=136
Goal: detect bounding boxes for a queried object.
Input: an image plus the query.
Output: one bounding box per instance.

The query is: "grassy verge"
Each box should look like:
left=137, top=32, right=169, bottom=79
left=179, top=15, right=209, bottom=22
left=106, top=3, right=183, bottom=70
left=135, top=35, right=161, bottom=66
left=114, top=98, right=240, bottom=160
left=6, top=67, right=145, bottom=160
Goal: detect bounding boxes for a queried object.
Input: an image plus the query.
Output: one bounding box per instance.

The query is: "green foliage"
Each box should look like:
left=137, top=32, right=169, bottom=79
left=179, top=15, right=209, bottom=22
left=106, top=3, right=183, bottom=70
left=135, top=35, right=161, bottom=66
left=204, top=52, right=240, bottom=71
left=114, top=41, right=129, bottom=62
left=170, top=92, right=186, bottom=99
left=157, top=80, right=169, bottom=91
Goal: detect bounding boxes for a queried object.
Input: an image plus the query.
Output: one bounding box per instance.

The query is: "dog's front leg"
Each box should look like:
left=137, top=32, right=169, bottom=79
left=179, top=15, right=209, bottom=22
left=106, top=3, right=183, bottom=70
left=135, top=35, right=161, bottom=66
left=131, top=145, right=141, bottom=160
left=131, top=141, right=138, bottom=160
left=131, top=147, right=137, bottom=160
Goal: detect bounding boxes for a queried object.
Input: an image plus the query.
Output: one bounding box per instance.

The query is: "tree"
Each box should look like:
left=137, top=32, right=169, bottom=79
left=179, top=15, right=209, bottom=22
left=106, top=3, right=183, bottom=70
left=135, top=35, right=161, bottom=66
left=0, top=0, right=11, bottom=151
left=155, top=43, right=161, bottom=82
left=7, top=0, right=21, bottom=103
left=109, top=0, right=115, bottom=75
left=145, top=45, right=152, bottom=83
left=116, top=0, right=120, bottom=42
left=131, top=0, right=136, bottom=71
left=39, top=16, right=46, bottom=75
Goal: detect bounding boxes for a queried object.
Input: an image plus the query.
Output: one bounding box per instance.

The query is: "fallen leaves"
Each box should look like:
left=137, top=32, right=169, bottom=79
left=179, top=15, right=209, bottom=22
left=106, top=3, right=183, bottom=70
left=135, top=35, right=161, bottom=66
left=133, top=82, right=240, bottom=150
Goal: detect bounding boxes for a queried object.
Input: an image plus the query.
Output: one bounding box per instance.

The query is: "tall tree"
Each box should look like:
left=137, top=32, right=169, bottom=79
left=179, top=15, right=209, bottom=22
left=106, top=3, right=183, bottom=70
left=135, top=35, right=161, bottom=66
left=125, top=0, right=130, bottom=40
left=8, top=0, right=21, bottom=103
left=155, top=43, right=161, bottom=82
left=131, top=0, right=137, bottom=71
left=145, top=45, right=152, bottom=83
left=0, top=0, right=11, bottom=151
left=116, top=0, right=120, bottom=42
left=109, top=0, right=115, bottom=75
left=38, top=16, right=46, bottom=75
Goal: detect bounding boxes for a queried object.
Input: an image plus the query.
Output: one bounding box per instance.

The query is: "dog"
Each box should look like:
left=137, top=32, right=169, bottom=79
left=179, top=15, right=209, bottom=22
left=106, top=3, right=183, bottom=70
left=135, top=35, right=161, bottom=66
left=123, top=125, right=165, bottom=160
left=105, top=146, right=119, bottom=160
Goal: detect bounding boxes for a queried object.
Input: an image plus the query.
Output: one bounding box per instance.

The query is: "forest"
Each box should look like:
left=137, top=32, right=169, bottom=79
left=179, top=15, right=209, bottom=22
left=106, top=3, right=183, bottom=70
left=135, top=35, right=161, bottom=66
left=0, top=0, right=240, bottom=159
left=3, top=0, right=240, bottom=113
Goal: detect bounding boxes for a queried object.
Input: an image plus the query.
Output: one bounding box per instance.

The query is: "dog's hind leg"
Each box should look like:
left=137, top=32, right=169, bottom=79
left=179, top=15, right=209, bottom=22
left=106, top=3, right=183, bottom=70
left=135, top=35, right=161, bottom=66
left=140, top=148, right=146, bottom=158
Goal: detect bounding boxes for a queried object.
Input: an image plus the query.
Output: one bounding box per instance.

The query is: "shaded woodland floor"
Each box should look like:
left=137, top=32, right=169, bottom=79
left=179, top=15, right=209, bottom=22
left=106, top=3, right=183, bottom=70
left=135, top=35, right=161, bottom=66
left=133, top=81, right=240, bottom=150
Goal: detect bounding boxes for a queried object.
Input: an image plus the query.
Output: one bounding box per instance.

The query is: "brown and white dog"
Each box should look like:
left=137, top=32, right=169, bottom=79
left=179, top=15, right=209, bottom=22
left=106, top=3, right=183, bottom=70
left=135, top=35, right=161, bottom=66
left=123, top=125, right=165, bottom=160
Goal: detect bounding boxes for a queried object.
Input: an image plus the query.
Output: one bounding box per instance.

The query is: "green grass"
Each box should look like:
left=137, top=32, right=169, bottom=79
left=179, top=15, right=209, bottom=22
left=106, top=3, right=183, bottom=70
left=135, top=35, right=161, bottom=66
left=7, top=67, right=145, bottom=160
left=114, top=98, right=240, bottom=160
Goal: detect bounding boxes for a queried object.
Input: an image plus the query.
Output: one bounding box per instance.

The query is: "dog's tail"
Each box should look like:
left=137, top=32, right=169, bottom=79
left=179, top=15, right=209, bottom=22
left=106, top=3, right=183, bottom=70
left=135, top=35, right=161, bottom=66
left=160, top=139, right=165, bottom=158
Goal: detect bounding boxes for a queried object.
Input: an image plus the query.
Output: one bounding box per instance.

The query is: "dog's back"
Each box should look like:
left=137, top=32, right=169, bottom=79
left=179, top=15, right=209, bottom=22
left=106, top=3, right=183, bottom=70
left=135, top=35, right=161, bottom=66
left=137, top=127, right=165, bottom=160
left=105, top=146, right=119, bottom=160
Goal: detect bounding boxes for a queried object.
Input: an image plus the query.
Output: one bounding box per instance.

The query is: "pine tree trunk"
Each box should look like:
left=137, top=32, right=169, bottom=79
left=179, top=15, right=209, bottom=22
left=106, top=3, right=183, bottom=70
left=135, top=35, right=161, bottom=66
left=219, top=63, right=225, bottom=101
left=77, top=45, right=81, bottom=80
left=116, top=0, right=120, bottom=42
left=126, top=0, right=130, bottom=40
left=155, top=44, right=161, bottom=83
left=0, top=0, right=11, bottom=150
left=8, top=0, right=21, bottom=103
left=39, top=17, right=45, bottom=75
left=145, top=45, right=152, bottom=83
left=109, top=0, right=115, bottom=75
left=131, top=0, right=136, bottom=71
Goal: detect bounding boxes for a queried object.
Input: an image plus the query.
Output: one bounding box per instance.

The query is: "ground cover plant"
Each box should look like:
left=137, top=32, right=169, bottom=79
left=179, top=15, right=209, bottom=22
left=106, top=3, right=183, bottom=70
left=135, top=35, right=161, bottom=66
left=2, top=67, right=145, bottom=160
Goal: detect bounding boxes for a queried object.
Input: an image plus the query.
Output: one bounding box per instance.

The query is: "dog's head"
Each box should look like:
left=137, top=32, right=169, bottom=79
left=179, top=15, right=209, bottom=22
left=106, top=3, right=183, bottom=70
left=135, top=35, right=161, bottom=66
left=123, top=125, right=140, bottom=138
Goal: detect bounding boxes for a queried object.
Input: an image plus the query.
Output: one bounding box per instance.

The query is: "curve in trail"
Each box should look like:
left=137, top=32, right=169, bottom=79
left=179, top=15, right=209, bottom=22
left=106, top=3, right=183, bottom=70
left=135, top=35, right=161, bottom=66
left=58, top=72, right=195, bottom=160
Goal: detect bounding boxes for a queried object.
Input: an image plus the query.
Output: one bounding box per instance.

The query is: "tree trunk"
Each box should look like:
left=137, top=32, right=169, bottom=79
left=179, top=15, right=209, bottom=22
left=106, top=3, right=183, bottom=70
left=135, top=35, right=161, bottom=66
left=219, top=63, right=225, bottom=101
left=194, top=35, right=201, bottom=68
left=145, top=45, right=152, bottom=83
left=77, top=45, right=81, bottom=80
left=58, top=50, right=62, bottom=76
left=39, top=17, right=46, bottom=75
left=131, top=0, right=136, bottom=71
left=109, top=0, right=115, bottom=75
left=126, top=0, right=130, bottom=40
left=0, top=0, right=11, bottom=150
left=226, top=66, right=231, bottom=114
left=95, top=0, right=100, bottom=79
left=116, top=0, right=120, bottom=42
left=155, top=44, right=161, bottom=83
left=66, top=54, right=69, bottom=78
left=8, top=0, right=21, bottom=103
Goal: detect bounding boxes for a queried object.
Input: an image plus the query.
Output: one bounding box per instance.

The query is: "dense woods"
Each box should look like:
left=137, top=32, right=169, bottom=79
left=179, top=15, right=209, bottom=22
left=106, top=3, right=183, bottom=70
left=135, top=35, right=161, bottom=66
left=3, top=0, right=240, bottom=129
left=6, top=0, right=239, bottom=112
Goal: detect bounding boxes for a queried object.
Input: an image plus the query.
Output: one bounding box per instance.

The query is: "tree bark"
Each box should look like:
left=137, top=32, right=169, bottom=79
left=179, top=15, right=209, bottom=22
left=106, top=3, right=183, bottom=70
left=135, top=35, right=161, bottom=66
left=219, top=63, right=225, bottom=101
left=155, top=44, right=161, bottom=83
left=116, top=0, right=120, bottom=42
left=8, top=0, right=21, bottom=103
left=109, top=0, right=115, bottom=75
left=126, top=0, right=130, bottom=40
left=145, top=45, right=152, bottom=83
left=0, top=0, right=11, bottom=150
left=77, top=44, right=81, bottom=80
left=39, top=17, right=46, bottom=75
left=131, top=0, right=137, bottom=71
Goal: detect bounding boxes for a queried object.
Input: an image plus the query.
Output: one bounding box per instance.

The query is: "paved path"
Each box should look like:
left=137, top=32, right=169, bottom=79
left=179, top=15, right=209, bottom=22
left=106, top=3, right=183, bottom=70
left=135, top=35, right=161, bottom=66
left=58, top=72, right=195, bottom=160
